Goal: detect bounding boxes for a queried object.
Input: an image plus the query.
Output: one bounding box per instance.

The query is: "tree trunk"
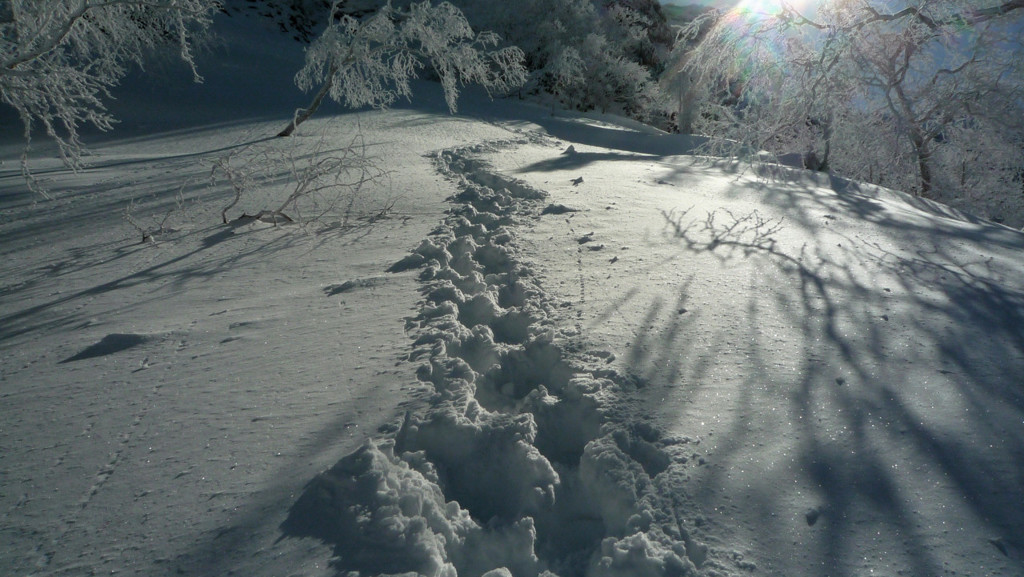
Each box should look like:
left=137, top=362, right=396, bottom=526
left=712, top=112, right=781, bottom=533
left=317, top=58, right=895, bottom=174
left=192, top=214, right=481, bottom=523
left=277, top=63, right=337, bottom=137
left=917, top=152, right=933, bottom=197
left=676, top=74, right=695, bottom=134
left=910, top=131, right=933, bottom=197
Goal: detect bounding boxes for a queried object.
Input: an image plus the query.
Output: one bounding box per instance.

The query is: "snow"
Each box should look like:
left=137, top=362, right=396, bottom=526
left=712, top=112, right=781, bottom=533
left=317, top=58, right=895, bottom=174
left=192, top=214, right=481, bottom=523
left=2, top=10, right=1023, bottom=577
left=478, top=142, right=1024, bottom=576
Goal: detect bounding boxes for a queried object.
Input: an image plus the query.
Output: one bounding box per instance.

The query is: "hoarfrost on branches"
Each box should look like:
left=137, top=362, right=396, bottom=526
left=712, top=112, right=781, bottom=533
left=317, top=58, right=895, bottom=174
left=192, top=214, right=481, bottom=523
left=0, top=0, right=219, bottom=172
left=278, top=0, right=527, bottom=136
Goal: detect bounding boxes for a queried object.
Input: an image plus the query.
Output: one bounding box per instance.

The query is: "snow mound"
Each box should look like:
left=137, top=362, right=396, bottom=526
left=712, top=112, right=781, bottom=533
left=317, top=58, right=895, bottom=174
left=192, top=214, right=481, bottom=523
left=284, top=140, right=722, bottom=577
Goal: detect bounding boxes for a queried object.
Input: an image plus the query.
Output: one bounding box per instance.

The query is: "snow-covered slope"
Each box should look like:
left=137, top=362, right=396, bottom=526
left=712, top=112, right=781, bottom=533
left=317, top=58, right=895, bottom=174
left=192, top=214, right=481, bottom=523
left=481, top=143, right=1024, bottom=576
left=2, top=9, right=1023, bottom=577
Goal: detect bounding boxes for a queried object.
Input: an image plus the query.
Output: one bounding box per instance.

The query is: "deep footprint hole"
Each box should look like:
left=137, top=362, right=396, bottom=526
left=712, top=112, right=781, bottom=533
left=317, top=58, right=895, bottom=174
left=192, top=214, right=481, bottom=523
left=497, top=280, right=530, bottom=309
left=531, top=391, right=604, bottom=467
left=490, top=310, right=533, bottom=345
left=446, top=333, right=501, bottom=376
left=534, top=466, right=608, bottom=577
left=475, top=244, right=514, bottom=276
left=613, top=424, right=672, bottom=478
left=483, top=340, right=572, bottom=401
left=457, top=293, right=500, bottom=329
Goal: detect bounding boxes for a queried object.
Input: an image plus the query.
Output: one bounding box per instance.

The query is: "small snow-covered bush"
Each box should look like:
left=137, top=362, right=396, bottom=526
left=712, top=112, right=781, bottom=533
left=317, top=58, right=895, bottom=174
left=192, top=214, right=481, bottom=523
left=381, top=0, right=675, bottom=124
left=574, top=32, right=662, bottom=121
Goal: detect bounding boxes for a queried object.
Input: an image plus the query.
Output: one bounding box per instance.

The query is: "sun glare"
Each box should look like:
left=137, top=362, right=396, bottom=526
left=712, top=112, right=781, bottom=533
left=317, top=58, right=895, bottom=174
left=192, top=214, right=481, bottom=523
left=733, top=0, right=815, bottom=18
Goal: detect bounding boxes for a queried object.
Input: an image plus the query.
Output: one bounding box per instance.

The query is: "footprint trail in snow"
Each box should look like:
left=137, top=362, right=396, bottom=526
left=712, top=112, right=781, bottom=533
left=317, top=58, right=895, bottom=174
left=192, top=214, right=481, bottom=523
left=283, top=139, right=740, bottom=577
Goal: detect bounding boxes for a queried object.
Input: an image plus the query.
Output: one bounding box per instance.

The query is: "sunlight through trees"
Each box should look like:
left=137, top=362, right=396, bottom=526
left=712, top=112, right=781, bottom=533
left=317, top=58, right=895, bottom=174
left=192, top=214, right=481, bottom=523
left=673, top=0, right=1024, bottom=224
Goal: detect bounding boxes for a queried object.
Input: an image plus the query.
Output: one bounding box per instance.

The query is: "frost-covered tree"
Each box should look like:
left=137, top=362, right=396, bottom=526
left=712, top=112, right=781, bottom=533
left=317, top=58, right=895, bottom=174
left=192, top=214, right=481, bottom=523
left=318, top=0, right=675, bottom=124
left=603, top=0, right=675, bottom=73
left=1, top=0, right=218, bottom=171
left=660, top=4, right=714, bottom=134
left=423, top=0, right=672, bottom=123
left=277, top=0, right=527, bottom=136
left=676, top=1, right=1024, bottom=224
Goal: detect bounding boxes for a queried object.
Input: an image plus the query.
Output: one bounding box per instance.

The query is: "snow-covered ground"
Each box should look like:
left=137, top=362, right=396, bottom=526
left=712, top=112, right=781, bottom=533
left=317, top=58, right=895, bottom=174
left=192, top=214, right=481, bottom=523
left=2, top=11, right=1023, bottom=577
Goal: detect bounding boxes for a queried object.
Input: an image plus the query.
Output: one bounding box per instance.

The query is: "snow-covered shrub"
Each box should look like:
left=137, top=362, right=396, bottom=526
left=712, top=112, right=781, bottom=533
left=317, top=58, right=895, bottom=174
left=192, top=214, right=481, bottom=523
left=0, top=0, right=218, bottom=173
left=574, top=33, right=662, bottom=122
left=539, top=1, right=670, bottom=122
left=601, top=0, right=674, bottom=74
left=287, top=0, right=676, bottom=124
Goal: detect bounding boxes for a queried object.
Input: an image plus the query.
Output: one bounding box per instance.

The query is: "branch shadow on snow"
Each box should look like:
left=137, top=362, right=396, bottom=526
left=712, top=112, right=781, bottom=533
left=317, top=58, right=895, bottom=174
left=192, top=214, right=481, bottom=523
left=0, top=131, right=401, bottom=348
left=0, top=206, right=390, bottom=349
left=0, top=226, right=284, bottom=344
left=643, top=204, right=1024, bottom=576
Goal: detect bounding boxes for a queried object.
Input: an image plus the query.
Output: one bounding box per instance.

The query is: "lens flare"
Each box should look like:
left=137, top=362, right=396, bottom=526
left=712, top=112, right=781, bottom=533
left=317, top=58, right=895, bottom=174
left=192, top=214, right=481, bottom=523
left=735, top=0, right=781, bottom=14
left=732, top=0, right=816, bottom=18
